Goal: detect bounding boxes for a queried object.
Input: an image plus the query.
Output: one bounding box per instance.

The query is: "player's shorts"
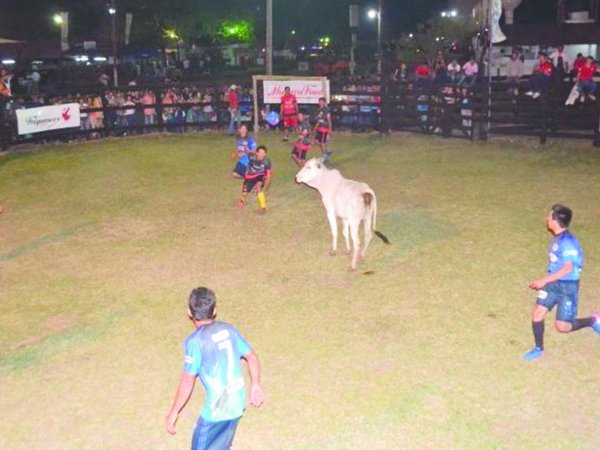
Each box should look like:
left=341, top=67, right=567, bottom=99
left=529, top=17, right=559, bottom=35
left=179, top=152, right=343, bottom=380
left=292, top=143, right=310, bottom=160
left=233, top=162, right=248, bottom=177
left=283, top=114, right=298, bottom=129
left=243, top=174, right=265, bottom=193
left=536, top=280, right=579, bottom=322
left=315, top=127, right=330, bottom=144
left=191, top=417, right=240, bottom=450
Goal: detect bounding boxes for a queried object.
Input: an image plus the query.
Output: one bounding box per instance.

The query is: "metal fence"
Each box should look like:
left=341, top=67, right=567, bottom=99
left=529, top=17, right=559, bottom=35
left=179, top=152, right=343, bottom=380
left=1, top=77, right=599, bottom=151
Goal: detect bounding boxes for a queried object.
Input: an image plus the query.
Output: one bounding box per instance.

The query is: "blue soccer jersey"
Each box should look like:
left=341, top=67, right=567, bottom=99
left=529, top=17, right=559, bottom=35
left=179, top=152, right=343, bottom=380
left=548, top=231, right=583, bottom=281
left=236, top=135, right=257, bottom=167
left=183, top=321, right=252, bottom=422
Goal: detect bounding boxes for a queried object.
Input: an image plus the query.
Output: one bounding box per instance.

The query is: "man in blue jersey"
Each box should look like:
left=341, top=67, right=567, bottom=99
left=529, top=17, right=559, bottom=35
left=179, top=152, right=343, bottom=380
left=231, top=125, right=258, bottom=179
left=165, top=287, right=265, bottom=449
left=523, top=204, right=600, bottom=361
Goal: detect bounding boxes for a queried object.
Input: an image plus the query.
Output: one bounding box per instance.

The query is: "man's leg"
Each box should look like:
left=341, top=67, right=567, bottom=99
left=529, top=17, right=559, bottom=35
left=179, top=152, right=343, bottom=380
left=523, top=304, right=549, bottom=361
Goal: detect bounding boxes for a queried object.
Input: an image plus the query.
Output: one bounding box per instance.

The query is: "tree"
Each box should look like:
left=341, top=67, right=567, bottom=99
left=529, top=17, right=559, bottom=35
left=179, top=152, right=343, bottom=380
left=396, top=15, right=479, bottom=65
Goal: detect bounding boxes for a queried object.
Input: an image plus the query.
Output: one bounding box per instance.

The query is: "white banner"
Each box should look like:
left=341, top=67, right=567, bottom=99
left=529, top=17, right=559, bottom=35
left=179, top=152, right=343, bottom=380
left=16, top=103, right=81, bottom=135
left=490, top=0, right=506, bottom=44
left=263, top=79, right=330, bottom=104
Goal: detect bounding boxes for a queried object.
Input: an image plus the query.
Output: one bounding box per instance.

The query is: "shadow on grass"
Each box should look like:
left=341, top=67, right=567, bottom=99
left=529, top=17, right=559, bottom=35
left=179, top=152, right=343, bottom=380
left=0, top=308, right=131, bottom=376
left=0, top=222, right=95, bottom=263
left=367, top=209, right=458, bottom=269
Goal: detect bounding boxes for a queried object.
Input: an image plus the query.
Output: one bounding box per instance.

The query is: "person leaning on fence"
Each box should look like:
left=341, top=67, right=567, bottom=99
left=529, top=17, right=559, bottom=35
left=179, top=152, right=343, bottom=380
left=414, top=60, right=432, bottom=88
left=447, top=59, right=461, bottom=85
left=458, top=56, right=478, bottom=88
left=549, top=44, right=569, bottom=81
left=227, top=84, right=241, bottom=135
left=506, top=51, right=524, bottom=95
left=575, top=56, right=597, bottom=102
left=525, top=52, right=553, bottom=99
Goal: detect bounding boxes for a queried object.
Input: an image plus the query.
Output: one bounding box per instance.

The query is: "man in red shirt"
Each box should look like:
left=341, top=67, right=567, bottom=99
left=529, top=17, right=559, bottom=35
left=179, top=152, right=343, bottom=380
left=576, top=56, right=597, bottom=102
left=526, top=52, right=553, bottom=99
left=227, top=84, right=241, bottom=135
left=414, top=61, right=431, bottom=87
left=280, top=86, right=299, bottom=142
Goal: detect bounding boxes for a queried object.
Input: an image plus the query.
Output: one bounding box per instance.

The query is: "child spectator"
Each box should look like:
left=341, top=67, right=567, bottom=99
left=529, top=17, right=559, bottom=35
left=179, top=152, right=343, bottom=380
left=575, top=56, right=597, bottom=102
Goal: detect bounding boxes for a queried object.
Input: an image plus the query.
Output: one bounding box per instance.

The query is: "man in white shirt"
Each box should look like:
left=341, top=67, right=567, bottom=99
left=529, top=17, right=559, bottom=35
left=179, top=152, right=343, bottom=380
left=549, top=45, right=569, bottom=77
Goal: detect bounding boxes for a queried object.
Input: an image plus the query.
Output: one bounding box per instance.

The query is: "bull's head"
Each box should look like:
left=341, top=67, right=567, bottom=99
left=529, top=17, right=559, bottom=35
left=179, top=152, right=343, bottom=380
left=295, top=157, right=326, bottom=184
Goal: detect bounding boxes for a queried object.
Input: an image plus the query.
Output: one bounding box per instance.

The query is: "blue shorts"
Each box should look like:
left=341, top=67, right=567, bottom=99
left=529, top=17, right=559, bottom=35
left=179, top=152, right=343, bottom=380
left=191, top=417, right=240, bottom=450
left=536, top=281, right=579, bottom=322
left=233, top=162, right=248, bottom=177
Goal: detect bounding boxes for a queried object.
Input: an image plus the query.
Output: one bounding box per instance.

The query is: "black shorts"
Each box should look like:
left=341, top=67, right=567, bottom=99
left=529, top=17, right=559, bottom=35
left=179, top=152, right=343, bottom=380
left=243, top=175, right=265, bottom=193
left=233, top=162, right=247, bottom=177
left=315, top=131, right=329, bottom=144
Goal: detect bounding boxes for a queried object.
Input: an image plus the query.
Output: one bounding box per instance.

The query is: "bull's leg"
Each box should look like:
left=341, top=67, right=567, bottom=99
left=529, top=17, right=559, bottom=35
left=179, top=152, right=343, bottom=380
left=327, top=211, right=338, bottom=255
left=360, top=215, right=374, bottom=260
left=349, top=219, right=361, bottom=270
left=342, top=219, right=351, bottom=254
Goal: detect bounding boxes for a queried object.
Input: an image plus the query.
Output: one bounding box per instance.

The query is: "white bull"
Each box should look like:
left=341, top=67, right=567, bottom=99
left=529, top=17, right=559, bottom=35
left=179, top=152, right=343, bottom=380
left=295, top=158, right=388, bottom=270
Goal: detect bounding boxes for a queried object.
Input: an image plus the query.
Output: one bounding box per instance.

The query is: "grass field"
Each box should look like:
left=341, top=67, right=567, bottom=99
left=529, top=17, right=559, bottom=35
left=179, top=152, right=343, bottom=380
left=1, top=132, right=599, bottom=449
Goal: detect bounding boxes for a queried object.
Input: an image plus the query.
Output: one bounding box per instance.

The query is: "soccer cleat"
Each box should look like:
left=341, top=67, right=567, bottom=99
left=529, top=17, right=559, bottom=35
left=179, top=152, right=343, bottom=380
left=532, top=92, right=541, bottom=99
left=523, top=347, right=544, bottom=361
left=525, top=91, right=534, bottom=96
left=591, top=314, right=600, bottom=336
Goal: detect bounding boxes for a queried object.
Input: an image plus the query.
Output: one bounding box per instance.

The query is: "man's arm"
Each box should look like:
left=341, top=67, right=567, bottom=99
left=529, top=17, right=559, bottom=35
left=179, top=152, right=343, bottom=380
left=165, top=372, right=196, bottom=434
left=263, top=171, right=273, bottom=191
left=327, top=113, right=333, bottom=133
left=242, top=350, right=264, bottom=407
left=529, top=261, right=573, bottom=290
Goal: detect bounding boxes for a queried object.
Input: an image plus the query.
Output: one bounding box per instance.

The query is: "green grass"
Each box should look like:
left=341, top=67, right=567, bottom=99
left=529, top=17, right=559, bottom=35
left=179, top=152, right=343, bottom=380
left=1, top=132, right=599, bottom=449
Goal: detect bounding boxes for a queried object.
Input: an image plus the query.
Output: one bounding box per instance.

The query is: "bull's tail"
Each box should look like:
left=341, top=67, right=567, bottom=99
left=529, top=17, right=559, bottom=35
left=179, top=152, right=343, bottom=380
left=363, top=191, right=390, bottom=245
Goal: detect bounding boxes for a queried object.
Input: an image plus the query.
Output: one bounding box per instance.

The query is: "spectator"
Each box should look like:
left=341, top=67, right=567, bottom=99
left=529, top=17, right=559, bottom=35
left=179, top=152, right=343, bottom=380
left=123, top=95, right=137, bottom=130
left=98, top=72, right=110, bottom=87
left=393, top=62, right=408, bottom=82
left=572, top=53, right=586, bottom=75
left=507, top=51, right=524, bottom=95
left=0, top=69, right=13, bottom=97
left=227, top=84, right=241, bottom=135
left=459, top=56, right=479, bottom=87
left=447, top=58, right=461, bottom=85
left=433, top=52, right=448, bottom=85
left=550, top=44, right=569, bottom=80
left=575, top=56, right=597, bottom=102
left=414, top=60, right=432, bottom=87
left=28, top=69, right=41, bottom=95
left=142, top=89, right=157, bottom=128
left=526, top=52, right=553, bottom=99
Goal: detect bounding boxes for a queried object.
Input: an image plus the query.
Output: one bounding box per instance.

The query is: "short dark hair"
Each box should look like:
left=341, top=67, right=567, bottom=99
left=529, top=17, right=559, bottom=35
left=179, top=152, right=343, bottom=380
left=284, top=86, right=290, bottom=90
left=319, top=97, right=326, bottom=102
left=188, top=287, right=216, bottom=320
left=257, top=145, right=267, bottom=152
left=551, top=204, right=572, bottom=228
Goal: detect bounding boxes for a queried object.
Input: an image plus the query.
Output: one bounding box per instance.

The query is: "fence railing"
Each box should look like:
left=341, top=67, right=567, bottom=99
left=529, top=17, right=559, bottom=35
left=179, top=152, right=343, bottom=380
left=1, top=78, right=599, bottom=150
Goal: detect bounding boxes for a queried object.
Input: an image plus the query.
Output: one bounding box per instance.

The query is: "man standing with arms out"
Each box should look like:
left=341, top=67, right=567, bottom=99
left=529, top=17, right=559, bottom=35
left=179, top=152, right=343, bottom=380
left=314, top=97, right=333, bottom=162
left=238, top=145, right=272, bottom=212
left=231, top=124, right=258, bottom=179
left=227, top=84, right=241, bottom=135
left=165, top=287, right=264, bottom=449
left=523, top=204, right=600, bottom=361
left=280, top=86, right=299, bottom=142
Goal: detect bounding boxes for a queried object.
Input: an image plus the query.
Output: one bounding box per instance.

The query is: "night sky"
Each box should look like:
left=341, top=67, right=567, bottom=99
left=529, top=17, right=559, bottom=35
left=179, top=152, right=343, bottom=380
left=0, top=0, right=556, bottom=46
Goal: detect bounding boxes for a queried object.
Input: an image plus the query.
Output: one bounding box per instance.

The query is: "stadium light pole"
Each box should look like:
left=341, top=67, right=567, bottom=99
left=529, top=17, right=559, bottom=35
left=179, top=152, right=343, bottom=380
left=367, top=0, right=382, bottom=77
left=109, top=2, right=118, bottom=87
left=266, top=0, right=273, bottom=75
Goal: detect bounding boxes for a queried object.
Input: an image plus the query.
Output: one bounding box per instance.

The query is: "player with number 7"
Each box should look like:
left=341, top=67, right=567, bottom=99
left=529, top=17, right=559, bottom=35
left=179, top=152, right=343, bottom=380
left=165, top=287, right=265, bottom=449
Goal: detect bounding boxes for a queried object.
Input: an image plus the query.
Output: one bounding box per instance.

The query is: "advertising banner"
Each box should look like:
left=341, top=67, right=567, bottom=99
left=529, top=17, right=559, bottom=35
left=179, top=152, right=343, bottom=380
left=263, top=79, right=330, bottom=104
left=16, top=103, right=81, bottom=135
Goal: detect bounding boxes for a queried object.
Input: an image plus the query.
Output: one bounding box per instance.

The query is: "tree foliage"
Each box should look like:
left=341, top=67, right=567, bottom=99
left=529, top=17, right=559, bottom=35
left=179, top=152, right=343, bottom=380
left=396, top=15, right=479, bottom=64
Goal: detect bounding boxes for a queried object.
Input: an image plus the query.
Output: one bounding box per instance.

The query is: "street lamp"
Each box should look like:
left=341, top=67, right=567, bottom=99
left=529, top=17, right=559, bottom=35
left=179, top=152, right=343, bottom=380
left=367, top=1, right=382, bottom=77
left=53, top=14, right=63, bottom=25
left=108, top=2, right=118, bottom=87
